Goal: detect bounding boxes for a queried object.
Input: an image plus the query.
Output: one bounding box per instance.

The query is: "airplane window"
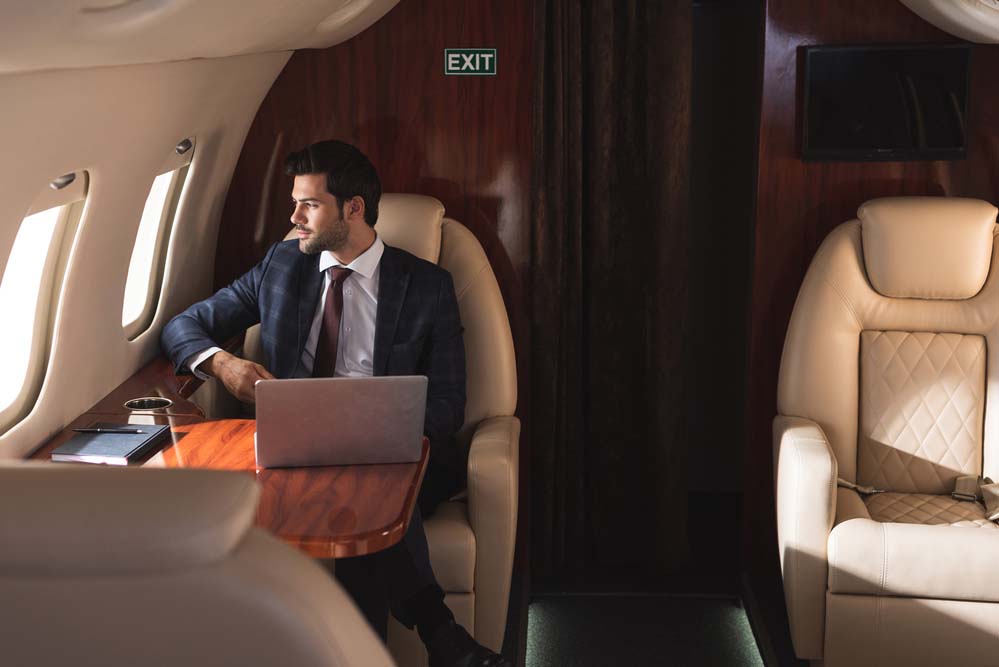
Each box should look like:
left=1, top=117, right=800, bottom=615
left=0, top=172, right=87, bottom=432
left=122, top=139, right=193, bottom=340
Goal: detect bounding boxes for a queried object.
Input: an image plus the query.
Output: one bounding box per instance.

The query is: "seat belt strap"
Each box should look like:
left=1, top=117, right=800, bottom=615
left=837, top=478, right=882, bottom=495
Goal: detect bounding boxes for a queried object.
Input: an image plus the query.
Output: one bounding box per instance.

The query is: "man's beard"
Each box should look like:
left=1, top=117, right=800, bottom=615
left=299, top=217, right=348, bottom=254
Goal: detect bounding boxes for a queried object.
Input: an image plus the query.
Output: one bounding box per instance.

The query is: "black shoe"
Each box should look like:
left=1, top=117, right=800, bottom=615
left=426, top=619, right=511, bottom=667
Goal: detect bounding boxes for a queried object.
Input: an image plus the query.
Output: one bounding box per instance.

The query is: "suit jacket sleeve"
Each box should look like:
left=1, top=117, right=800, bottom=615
left=160, top=242, right=279, bottom=374
left=424, top=271, right=467, bottom=446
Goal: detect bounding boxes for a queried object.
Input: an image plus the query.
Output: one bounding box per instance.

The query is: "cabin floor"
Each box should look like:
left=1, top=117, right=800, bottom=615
left=526, top=594, right=763, bottom=666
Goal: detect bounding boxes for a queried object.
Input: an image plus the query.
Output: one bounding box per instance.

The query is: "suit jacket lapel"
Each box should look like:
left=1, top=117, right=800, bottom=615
left=294, top=252, right=322, bottom=376
left=373, top=246, right=410, bottom=376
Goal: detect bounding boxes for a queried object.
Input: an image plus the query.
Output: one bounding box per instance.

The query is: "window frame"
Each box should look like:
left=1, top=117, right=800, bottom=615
left=121, top=138, right=195, bottom=340
left=0, top=172, right=89, bottom=434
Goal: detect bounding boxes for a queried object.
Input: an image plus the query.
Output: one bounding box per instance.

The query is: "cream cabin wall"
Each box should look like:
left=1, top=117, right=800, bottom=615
left=0, top=52, right=290, bottom=458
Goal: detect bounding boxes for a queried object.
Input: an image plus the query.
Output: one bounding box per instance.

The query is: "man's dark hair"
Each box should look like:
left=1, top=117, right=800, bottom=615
left=284, top=140, right=381, bottom=227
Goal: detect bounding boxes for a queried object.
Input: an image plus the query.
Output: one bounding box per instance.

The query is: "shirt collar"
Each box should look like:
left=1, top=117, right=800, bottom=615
left=319, top=235, right=384, bottom=279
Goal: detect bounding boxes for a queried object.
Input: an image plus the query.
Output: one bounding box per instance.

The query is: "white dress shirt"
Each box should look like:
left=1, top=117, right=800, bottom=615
left=187, top=236, right=384, bottom=379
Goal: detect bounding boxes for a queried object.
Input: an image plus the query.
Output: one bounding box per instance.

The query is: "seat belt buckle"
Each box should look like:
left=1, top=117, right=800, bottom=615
left=952, top=475, right=983, bottom=502
left=837, top=478, right=883, bottom=495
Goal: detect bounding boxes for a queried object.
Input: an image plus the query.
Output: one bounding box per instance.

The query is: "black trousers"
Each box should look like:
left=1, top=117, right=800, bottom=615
left=333, top=458, right=463, bottom=639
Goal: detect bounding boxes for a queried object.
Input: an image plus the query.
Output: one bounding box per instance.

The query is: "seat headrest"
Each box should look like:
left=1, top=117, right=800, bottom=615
left=0, top=464, right=258, bottom=575
left=859, top=196, right=998, bottom=300
left=374, top=193, right=445, bottom=263
left=282, top=193, right=445, bottom=264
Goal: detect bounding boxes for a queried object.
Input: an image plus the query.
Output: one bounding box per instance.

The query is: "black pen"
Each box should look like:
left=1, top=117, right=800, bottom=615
left=73, top=428, right=146, bottom=434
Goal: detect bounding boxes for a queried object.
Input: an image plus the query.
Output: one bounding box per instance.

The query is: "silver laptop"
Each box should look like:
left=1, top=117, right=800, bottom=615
left=254, top=375, right=427, bottom=468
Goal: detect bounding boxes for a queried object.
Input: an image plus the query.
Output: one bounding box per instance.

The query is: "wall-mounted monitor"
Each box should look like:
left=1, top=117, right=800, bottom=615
left=802, top=44, right=971, bottom=162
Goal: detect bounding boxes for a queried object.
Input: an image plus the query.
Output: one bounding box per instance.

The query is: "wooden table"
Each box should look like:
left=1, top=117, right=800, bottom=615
left=32, top=416, right=428, bottom=559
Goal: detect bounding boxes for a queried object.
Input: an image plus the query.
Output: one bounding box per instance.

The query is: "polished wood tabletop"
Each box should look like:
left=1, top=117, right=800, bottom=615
left=156, top=419, right=428, bottom=558
left=34, top=416, right=428, bottom=559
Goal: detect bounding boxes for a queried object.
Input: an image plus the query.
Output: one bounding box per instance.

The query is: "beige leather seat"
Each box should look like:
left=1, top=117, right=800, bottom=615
left=240, top=194, right=519, bottom=667
left=775, top=197, right=999, bottom=666
left=0, top=463, right=395, bottom=666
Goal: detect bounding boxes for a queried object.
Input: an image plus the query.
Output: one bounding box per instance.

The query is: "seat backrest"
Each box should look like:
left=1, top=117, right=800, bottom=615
left=778, top=197, right=999, bottom=494
left=246, top=193, right=517, bottom=441
left=0, top=463, right=394, bottom=667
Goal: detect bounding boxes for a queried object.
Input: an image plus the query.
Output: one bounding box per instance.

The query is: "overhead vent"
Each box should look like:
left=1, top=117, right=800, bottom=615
left=900, top=0, right=999, bottom=43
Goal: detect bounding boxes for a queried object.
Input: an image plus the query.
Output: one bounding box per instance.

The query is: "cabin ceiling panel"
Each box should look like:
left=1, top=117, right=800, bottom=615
left=0, top=0, right=398, bottom=74
left=900, top=0, right=999, bottom=43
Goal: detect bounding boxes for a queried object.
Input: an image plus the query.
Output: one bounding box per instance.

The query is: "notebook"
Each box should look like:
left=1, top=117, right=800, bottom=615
left=254, top=375, right=427, bottom=468
left=51, top=422, right=171, bottom=465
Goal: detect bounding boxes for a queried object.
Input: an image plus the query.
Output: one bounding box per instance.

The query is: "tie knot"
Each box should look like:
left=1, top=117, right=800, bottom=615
left=329, top=267, right=353, bottom=282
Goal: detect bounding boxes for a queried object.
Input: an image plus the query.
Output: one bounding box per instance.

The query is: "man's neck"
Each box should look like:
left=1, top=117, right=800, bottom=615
left=328, top=229, right=377, bottom=265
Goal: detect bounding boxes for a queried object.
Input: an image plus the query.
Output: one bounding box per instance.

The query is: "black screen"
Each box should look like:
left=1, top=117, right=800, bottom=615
left=802, top=45, right=970, bottom=161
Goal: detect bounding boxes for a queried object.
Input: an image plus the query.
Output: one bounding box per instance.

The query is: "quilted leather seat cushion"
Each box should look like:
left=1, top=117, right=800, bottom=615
left=829, top=495, right=999, bottom=602
left=865, top=492, right=998, bottom=528
left=858, top=331, right=985, bottom=495
left=424, top=501, right=475, bottom=593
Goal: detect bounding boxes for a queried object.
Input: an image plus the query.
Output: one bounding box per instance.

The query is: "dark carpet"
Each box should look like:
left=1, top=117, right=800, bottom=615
left=526, top=594, right=763, bottom=666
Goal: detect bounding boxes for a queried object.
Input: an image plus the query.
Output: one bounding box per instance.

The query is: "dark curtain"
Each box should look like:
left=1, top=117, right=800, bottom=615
left=530, top=0, right=692, bottom=590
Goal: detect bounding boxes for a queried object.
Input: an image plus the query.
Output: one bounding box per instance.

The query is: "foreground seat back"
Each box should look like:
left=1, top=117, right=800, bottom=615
left=243, top=194, right=519, bottom=665
left=0, top=463, right=394, bottom=667
left=775, top=196, right=999, bottom=663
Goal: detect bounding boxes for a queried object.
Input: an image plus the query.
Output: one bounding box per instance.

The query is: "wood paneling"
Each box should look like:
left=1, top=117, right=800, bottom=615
left=744, top=0, right=999, bottom=656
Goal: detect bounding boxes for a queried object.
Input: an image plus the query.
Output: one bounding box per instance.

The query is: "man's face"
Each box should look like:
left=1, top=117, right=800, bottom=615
left=290, top=173, right=348, bottom=254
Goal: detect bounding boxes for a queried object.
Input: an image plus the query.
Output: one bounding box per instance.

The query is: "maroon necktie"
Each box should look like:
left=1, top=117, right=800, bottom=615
left=312, top=267, right=353, bottom=377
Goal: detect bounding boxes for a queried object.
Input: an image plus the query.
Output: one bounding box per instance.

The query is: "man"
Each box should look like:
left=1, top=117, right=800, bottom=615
left=161, top=140, right=508, bottom=667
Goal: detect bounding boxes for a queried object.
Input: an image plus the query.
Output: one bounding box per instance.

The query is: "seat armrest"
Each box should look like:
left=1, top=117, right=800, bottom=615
left=466, top=415, right=520, bottom=651
left=774, top=415, right=838, bottom=660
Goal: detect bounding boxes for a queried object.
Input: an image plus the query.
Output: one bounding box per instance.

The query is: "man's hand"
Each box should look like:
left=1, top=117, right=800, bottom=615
left=202, top=350, right=275, bottom=403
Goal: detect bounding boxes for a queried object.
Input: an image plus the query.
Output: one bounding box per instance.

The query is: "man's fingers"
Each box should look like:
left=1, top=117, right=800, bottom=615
left=239, top=375, right=258, bottom=403
left=253, top=364, right=276, bottom=380
left=246, top=364, right=274, bottom=404
left=215, top=358, right=271, bottom=403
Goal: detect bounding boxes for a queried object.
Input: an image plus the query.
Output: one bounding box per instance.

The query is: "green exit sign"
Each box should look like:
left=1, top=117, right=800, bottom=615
left=445, top=48, right=497, bottom=76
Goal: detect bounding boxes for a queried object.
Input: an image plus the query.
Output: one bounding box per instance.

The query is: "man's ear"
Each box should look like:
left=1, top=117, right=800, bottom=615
left=346, top=196, right=365, bottom=222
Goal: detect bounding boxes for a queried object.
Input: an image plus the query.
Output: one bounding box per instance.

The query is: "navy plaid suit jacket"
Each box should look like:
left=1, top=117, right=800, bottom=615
left=161, top=241, right=467, bottom=472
